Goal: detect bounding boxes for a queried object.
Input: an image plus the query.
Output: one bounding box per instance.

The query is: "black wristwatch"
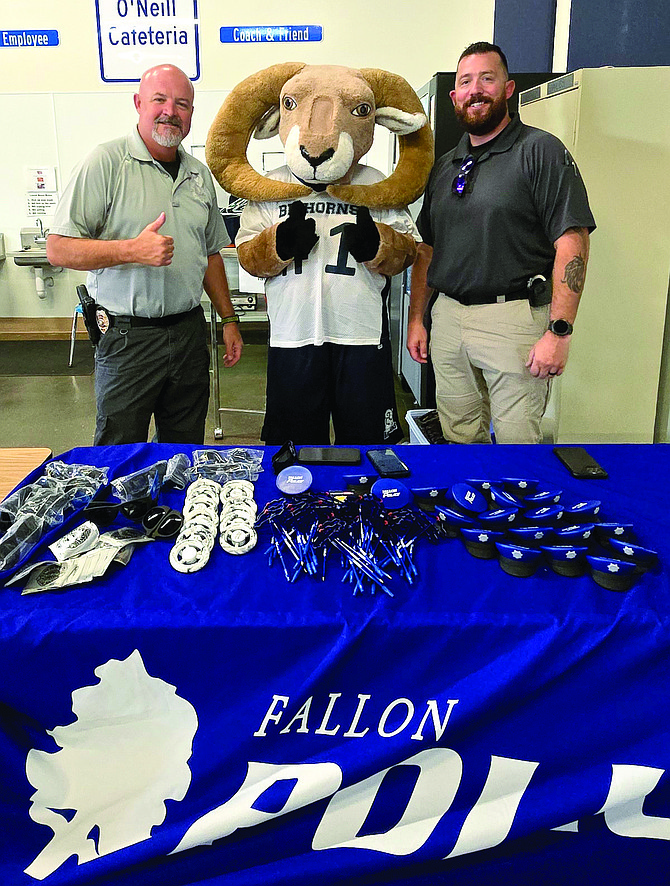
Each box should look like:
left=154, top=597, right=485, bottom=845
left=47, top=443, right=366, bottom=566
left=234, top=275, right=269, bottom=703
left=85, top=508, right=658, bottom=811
left=548, top=319, right=573, bottom=337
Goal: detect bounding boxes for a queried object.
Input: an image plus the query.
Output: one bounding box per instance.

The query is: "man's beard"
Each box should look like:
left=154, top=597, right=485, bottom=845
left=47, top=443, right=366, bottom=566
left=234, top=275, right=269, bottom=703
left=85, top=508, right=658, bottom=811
left=454, top=92, right=508, bottom=136
left=152, top=117, right=184, bottom=148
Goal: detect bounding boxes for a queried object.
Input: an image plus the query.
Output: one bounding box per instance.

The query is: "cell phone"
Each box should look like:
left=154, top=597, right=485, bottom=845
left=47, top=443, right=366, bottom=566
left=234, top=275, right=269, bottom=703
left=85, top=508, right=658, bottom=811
left=366, top=448, right=411, bottom=478
left=271, top=440, right=297, bottom=474
left=298, top=447, right=361, bottom=466
left=553, top=446, right=608, bottom=479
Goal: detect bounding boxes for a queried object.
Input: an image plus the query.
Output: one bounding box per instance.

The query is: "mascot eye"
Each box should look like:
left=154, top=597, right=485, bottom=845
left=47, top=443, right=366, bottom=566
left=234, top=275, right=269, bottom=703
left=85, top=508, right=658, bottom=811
left=352, top=103, right=372, bottom=118
left=282, top=95, right=297, bottom=111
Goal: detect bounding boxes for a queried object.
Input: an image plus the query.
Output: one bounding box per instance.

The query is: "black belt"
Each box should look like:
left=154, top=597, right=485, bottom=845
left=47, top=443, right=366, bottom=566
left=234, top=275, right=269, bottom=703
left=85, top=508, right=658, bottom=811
left=441, top=274, right=548, bottom=306
left=101, top=306, right=199, bottom=328
left=442, top=288, right=528, bottom=306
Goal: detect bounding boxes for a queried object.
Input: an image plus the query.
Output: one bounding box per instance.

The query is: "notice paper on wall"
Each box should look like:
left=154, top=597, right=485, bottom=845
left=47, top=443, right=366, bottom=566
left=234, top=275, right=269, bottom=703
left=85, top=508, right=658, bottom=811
left=24, top=166, right=58, bottom=216
left=27, top=193, right=59, bottom=216
left=24, top=167, right=57, bottom=192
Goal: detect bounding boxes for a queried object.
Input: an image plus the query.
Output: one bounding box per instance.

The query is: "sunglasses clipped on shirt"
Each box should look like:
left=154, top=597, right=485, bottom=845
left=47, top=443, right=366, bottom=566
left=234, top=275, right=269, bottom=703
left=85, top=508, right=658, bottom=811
left=452, top=155, right=476, bottom=197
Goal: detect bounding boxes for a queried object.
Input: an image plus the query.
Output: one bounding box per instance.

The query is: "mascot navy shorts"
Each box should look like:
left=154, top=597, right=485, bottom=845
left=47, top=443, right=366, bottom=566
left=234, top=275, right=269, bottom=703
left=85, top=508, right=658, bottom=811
left=262, top=338, right=402, bottom=445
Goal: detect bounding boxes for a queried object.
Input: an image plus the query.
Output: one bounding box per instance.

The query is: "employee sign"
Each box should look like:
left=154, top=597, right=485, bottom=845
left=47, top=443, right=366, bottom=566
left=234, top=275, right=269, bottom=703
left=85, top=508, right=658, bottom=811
left=95, top=0, right=200, bottom=82
left=0, top=30, right=59, bottom=48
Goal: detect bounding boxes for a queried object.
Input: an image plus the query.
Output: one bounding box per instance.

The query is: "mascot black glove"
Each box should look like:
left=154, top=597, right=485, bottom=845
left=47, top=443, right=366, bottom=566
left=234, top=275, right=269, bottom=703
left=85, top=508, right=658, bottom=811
left=340, top=206, right=381, bottom=262
left=275, top=200, right=319, bottom=261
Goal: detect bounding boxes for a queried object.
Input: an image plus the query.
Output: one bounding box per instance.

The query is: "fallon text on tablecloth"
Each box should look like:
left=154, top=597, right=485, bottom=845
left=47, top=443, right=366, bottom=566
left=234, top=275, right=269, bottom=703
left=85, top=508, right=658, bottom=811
left=23, top=649, right=670, bottom=881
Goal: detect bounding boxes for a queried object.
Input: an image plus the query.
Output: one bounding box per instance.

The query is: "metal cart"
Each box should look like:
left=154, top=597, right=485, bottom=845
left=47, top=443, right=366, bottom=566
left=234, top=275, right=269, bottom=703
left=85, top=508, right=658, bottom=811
left=209, top=301, right=225, bottom=440
left=208, top=246, right=267, bottom=439
left=208, top=301, right=266, bottom=440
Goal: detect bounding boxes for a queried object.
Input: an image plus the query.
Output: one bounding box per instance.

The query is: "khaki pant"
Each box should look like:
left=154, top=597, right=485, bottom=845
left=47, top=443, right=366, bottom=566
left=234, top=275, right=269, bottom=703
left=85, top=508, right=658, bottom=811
left=430, top=296, right=551, bottom=444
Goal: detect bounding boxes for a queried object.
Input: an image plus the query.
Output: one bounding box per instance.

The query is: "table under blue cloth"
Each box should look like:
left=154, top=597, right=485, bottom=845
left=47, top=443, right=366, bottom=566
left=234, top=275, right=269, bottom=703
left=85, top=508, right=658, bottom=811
left=2, top=442, right=670, bottom=886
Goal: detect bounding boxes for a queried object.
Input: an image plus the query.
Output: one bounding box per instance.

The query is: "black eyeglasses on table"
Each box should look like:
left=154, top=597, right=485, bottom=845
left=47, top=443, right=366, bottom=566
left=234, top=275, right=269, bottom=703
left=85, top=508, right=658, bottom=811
left=83, top=498, right=183, bottom=539
left=141, top=505, right=183, bottom=540
left=82, top=496, right=156, bottom=526
left=452, top=155, right=476, bottom=196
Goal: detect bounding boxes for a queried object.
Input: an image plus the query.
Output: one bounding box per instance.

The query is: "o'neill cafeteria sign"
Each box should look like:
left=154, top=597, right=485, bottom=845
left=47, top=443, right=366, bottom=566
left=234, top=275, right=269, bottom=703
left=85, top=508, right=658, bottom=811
left=95, top=0, right=200, bottom=82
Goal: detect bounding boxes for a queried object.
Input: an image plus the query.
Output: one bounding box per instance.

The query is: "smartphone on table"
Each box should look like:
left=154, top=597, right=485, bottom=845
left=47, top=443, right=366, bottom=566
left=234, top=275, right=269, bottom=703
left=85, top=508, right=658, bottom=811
left=553, top=446, right=608, bottom=479
left=298, top=447, right=361, bottom=466
left=366, top=448, right=411, bottom=478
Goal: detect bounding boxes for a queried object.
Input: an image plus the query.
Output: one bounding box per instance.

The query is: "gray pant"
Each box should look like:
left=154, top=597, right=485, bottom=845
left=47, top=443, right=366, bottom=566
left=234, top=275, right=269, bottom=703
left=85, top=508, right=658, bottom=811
left=430, top=296, right=551, bottom=444
left=93, top=307, right=210, bottom=445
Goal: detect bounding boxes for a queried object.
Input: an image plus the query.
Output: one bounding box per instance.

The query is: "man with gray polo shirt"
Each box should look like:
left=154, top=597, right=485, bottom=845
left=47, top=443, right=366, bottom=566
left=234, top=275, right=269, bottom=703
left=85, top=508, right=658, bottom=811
left=47, top=63, right=243, bottom=445
left=407, top=42, right=595, bottom=444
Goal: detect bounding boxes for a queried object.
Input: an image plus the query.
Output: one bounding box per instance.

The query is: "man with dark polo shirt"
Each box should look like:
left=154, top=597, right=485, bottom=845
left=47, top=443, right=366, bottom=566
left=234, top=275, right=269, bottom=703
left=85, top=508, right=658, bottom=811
left=47, top=64, right=243, bottom=445
left=407, top=42, right=595, bottom=444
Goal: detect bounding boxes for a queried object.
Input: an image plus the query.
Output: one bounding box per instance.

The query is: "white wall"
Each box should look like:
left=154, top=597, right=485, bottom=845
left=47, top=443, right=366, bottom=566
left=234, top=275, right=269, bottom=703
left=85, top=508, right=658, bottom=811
left=0, top=0, right=494, bottom=318
left=0, top=0, right=493, bottom=92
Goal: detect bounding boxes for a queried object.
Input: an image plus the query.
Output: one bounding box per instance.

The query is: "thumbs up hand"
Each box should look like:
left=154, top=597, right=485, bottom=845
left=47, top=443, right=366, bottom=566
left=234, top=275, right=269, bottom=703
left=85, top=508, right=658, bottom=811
left=132, top=212, right=174, bottom=266
left=340, top=206, right=380, bottom=262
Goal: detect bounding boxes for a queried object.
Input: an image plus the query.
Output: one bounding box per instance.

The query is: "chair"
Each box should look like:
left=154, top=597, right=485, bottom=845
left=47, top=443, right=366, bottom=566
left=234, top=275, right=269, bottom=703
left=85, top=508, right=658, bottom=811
left=68, top=303, right=84, bottom=367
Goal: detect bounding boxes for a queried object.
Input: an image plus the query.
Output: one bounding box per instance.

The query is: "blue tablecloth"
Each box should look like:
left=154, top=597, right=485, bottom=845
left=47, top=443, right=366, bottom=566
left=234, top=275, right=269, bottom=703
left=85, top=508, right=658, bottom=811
left=2, top=442, right=670, bottom=885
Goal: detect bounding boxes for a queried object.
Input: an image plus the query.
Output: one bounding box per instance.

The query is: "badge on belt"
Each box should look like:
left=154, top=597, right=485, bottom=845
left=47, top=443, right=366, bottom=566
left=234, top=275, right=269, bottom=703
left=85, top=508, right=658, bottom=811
left=96, top=308, right=110, bottom=335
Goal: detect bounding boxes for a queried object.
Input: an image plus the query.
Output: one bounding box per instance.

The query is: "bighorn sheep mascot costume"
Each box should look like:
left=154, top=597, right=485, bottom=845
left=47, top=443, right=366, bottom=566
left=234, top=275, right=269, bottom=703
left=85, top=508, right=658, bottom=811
left=206, top=62, right=434, bottom=444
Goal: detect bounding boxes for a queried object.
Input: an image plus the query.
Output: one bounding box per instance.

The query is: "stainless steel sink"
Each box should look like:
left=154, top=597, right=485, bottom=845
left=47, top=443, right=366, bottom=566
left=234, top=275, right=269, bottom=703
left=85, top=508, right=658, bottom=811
left=12, top=247, right=52, bottom=268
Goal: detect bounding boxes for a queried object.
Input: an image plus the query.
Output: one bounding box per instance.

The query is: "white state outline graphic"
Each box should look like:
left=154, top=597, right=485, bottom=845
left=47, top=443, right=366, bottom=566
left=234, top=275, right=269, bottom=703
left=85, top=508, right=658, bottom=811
left=24, top=649, right=198, bottom=880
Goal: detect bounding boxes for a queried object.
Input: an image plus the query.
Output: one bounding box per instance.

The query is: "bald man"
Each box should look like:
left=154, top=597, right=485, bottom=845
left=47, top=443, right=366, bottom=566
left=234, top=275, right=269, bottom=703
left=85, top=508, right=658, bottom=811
left=48, top=64, right=243, bottom=445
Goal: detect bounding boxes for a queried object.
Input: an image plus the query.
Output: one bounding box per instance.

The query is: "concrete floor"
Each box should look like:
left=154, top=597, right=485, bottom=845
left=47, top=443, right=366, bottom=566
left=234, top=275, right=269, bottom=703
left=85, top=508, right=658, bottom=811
left=0, top=332, right=417, bottom=456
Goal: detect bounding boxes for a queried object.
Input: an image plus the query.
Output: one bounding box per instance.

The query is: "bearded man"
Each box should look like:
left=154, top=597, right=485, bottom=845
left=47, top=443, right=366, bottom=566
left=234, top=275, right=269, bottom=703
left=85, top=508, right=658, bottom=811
left=47, top=64, right=242, bottom=445
left=407, top=42, right=595, bottom=444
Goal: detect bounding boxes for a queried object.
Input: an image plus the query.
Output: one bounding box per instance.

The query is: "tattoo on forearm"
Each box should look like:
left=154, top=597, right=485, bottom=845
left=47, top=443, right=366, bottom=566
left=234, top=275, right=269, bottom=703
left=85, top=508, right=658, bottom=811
left=562, top=254, right=586, bottom=294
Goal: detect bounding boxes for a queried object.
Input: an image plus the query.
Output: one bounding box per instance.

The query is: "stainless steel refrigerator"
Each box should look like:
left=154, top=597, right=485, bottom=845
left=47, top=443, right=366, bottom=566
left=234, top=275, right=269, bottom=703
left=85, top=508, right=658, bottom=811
left=520, top=67, right=670, bottom=442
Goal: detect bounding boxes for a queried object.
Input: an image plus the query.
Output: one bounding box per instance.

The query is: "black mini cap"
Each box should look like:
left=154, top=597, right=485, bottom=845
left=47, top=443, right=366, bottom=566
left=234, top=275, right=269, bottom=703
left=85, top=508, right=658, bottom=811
left=607, top=537, right=658, bottom=573
left=524, top=486, right=563, bottom=505
left=449, top=482, right=488, bottom=514
left=499, top=477, right=540, bottom=495
left=508, top=524, right=556, bottom=546
left=478, top=507, right=520, bottom=528
left=460, top=527, right=505, bottom=559
left=564, top=500, right=602, bottom=522
left=594, top=523, right=635, bottom=545
left=434, top=504, right=477, bottom=538
left=555, top=523, right=596, bottom=545
left=524, top=504, right=564, bottom=524
left=410, top=486, right=449, bottom=512
left=587, top=555, right=638, bottom=592
left=495, top=542, right=544, bottom=577
left=343, top=473, right=375, bottom=494
left=464, top=478, right=497, bottom=496
left=541, top=544, right=589, bottom=577
left=489, top=485, right=524, bottom=508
